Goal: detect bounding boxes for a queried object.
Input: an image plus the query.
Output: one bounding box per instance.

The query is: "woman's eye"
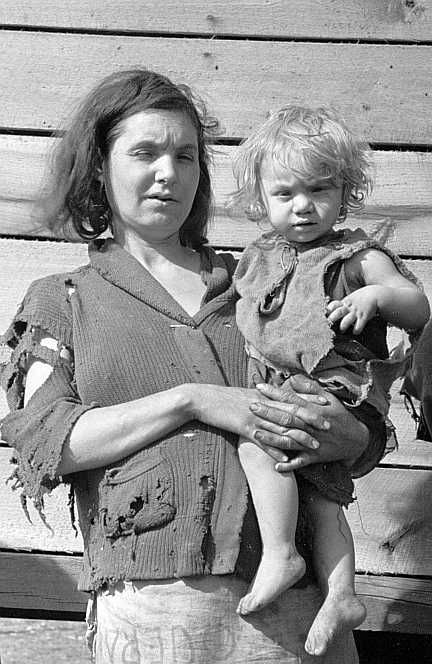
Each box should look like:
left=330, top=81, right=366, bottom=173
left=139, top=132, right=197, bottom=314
left=177, top=153, right=195, bottom=162
left=134, top=150, right=154, bottom=160
left=277, top=191, right=292, bottom=198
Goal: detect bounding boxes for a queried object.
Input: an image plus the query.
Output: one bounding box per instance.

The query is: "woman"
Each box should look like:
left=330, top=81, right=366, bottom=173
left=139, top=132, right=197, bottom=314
left=1, top=68, right=385, bottom=662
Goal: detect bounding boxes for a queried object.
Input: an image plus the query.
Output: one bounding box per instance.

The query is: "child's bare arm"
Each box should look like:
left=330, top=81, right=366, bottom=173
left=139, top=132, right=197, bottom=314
left=327, top=248, right=430, bottom=334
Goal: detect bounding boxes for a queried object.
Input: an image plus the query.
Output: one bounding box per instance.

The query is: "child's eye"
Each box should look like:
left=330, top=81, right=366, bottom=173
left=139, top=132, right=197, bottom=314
left=311, top=183, right=335, bottom=194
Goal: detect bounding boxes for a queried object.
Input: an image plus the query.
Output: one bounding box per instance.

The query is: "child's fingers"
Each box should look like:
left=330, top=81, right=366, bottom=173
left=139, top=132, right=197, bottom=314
left=283, top=374, right=330, bottom=404
left=327, top=305, right=348, bottom=325
left=275, top=451, right=316, bottom=472
left=338, top=310, right=357, bottom=332
left=326, top=299, right=343, bottom=312
left=352, top=314, right=367, bottom=334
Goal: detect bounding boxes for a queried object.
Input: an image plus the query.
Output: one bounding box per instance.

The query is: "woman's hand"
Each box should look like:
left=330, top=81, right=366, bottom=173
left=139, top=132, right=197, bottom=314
left=188, top=382, right=330, bottom=464
left=249, top=374, right=369, bottom=472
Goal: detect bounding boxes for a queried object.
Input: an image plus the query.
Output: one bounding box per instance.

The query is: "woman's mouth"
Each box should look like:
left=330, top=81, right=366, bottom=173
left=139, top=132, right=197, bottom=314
left=146, top=194, right=177, bottom=203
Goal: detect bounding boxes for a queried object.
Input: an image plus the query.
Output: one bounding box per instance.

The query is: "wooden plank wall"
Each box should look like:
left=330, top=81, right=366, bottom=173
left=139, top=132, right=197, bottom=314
left=1, top=1, right=432, bottom=633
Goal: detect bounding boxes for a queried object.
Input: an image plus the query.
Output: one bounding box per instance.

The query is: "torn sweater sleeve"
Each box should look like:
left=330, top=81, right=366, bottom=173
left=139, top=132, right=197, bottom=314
left=0, top=276, right=96, bottom=509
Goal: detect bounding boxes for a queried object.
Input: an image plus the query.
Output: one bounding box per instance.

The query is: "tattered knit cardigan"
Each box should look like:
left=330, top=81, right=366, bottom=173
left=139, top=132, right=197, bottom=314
left=1, top=238, right=386, bottom=592
left=1, top=239, right=259, bottom=591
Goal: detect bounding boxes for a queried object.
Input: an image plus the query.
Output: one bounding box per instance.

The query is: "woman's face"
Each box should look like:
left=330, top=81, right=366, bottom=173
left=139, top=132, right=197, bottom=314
left=104, top=109, right=200, bottom=244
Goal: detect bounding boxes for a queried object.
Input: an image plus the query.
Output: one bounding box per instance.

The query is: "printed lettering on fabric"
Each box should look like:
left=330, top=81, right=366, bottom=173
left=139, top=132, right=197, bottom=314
left=93, top=579, right=359, bottom=663
left=97, top=624, right=238, bottom=663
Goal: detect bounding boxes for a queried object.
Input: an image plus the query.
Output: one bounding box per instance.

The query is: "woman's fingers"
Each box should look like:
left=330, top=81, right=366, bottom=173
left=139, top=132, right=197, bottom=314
left=286, top=374, right=329, bottom=402
left=254, top=427, right=320, bottom=451
left=256, top=377, right=329, bottom=405
left=255, top=442, right=289, bottom=463
left=250, top=400, right=330, bottom=432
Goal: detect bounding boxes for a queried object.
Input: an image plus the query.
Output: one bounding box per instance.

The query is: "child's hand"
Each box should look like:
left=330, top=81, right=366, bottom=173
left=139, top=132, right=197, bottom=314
left=326, top=286, right=380, bottom=334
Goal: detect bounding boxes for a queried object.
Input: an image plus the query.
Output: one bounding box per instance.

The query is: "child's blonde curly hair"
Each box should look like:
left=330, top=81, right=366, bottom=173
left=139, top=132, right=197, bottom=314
left=230, top=105, right=373, bottom=223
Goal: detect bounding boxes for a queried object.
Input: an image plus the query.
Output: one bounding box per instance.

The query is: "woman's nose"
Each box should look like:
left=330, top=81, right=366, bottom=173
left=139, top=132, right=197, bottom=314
left=155, top=155, right=176, bottom=183
left=292, top=193, right=313, bottom=214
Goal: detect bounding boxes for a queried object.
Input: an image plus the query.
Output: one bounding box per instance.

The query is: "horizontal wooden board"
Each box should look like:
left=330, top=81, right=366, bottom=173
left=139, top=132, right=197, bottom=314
left=1, top=0, right=431, bottom=41
left=1, top=135, right=432, bottom=256
left=0, top=437, right=428, bottom=553
left=0, top=239, right=429, bottom=341
left=0, top=238, right=428, bottom=439
left=2, top=550, right=432, bottom=634
left=0, top=448, right=83, bottom=553
left=0, top=31, right=431, bottom=143
left=0, top=240, right=429, bottom=335
left=347, top=466, right=432, bottom=576
left=0, top=551, right=86, bottom=612
left=5, top=138, right=432, bottom=209
left=0, top=239, right=87, bottom=337
left=3, top=441, right=432, bottom=577
left=356, top=575, right=432, bottom=633
left=1, top=427, right=430, bottom=554
left=381, top=438, right=432, bottom=468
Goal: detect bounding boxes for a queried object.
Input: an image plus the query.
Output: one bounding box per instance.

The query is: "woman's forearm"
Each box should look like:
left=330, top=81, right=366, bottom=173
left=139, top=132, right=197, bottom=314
left=25, top=355, right=329, bottom=478
left=60, top=380, right=327, bottom=475
left=58, top=385, right=195, bottom=475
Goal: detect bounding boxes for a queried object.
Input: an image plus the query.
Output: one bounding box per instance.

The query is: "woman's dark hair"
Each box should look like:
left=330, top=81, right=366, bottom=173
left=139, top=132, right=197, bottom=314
left=39, top=68, right=217, bottom=248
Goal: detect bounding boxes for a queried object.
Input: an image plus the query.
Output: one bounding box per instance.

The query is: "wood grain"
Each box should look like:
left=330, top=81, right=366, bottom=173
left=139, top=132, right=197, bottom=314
left=0, top=551, right=86, bottom=612
left=1, top=136, right=432, bottom=257
left=356, top=575, right=432, bottom=633
left=0, top=447, right=83, bottom=554
left=2, top=548, right=432, bottom=633
left=3, top=431, right=432, bottom=577
left=0, top=0, right=431, bottom=41
left=0, top=240, right=429, bottom=335
left=0, top=31, right=431, bottom=143
left=1, top=0, right=432, bottom=635
left=0, top=238, right=428, bottom=436
left=347, top=467, right=432, bottom=576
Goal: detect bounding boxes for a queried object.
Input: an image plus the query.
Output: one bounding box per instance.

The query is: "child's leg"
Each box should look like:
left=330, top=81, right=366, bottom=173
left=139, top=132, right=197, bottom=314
left=304, top=490, right=366, bottom=656
left=237, top=438, right=306, bottom=615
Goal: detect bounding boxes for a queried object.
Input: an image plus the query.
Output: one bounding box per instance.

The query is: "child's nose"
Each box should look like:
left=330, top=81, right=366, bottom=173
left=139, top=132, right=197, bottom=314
left=292, top=193, right=313, bottom=214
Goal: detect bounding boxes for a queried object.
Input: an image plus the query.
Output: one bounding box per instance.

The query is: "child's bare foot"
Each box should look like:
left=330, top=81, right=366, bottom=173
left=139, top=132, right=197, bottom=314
left=237, top=545, right=305, bottom=615
left=305, top=590, right=366, bottom=656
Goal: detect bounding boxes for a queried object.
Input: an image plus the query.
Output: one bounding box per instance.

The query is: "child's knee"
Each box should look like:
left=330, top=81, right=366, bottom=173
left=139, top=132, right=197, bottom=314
left=239, top=439, right=270, bottom=464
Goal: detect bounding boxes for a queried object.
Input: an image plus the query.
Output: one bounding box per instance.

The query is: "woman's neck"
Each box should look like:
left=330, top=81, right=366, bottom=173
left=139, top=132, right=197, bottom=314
left=115, top=231, right=199, bottom=273
left=112, top=229, right=206, bottom=317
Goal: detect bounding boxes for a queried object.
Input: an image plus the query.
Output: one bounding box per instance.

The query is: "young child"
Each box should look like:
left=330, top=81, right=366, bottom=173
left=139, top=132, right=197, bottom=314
left=231, top=106, right=430, bottom=656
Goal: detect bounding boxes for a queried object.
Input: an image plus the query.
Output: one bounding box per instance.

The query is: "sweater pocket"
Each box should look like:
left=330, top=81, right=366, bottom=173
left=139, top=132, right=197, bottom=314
left=99, top=447, right=176, bottom=540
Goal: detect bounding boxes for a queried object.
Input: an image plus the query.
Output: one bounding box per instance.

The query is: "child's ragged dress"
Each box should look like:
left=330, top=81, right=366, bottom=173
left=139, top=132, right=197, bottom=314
left=234, top=227, right=421, bottom=505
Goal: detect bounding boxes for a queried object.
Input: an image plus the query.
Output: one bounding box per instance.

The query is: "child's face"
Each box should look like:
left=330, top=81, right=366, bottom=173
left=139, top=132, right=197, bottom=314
left=259, top=157, right=343, bottom=243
